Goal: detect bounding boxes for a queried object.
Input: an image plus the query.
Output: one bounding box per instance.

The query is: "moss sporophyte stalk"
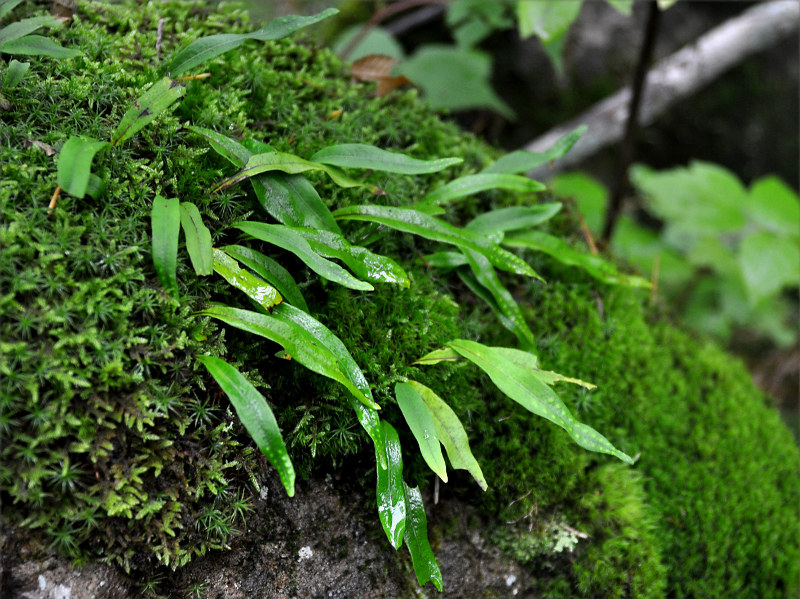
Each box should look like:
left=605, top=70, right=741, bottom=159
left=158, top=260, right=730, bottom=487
left=1, top=1, right=798, bottom=597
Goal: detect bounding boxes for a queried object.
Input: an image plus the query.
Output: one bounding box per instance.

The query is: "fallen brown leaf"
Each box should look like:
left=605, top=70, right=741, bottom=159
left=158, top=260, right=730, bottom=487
left=23, top=139, right=58, bottom=156
left=351, top=54, right=413, bottom=97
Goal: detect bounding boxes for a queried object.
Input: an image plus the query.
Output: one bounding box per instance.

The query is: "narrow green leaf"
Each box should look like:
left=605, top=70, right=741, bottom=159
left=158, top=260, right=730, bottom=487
left=0, top=34, right=81, bottom=57
left=0, top=15, right=60, bottom=47
left=395, top=383, right=447, bottom=481
left=3, top=59, right=28, bottom=88
left=111, top=77, right=186, bottom=146
left=179, top=202, right=213, bottom=276
left=197, top=355, right=295, bottom=496
left=234, top=221, right=373, bottom=291
left=150, top=195, right=180, bottom=296
left=505, top=230, right=651, bottom=288
left=445, top=339, right=634, bottom=464
left=423, top=251, right=467, bottom=270
left=466, top=203, right=562, bottom=238
left=404, top=380, right=487, bottom=491
left=292, top=228, right=410, bottom=288
left=187, top=125, right=253, bottom=166
left=0, top=0, right=25, bottom=20
left=212, top=248, right=281, bottom=311
left=402, top=482, right=443, bottom=592
left=413, top=347, right=461, bottom=365
left=333, top=205, right=539, bottom=278
left=221, top=245, right=309, bottom=312
left=421, top=173, right=545, bottom=207
left=376, top=421, right=406, bottom=549
left=536, top=370, right=596, bottom=389
left=310, top=143, right=462, bottom=175
left=202, top=305, right=379, bottom=411
left=56, top=135, right=110, bottom=198
left=167, top=8, right=338, bottom=76
left=271, top=302, right=385, bottom=466
left=482, top=125, right=587, bottom=174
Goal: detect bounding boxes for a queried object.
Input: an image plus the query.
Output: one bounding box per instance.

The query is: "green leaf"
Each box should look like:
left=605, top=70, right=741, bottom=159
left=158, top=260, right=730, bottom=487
left=466, top=203, right=562, bottom=239
left=423, top=251, right=467, bottom=270
left=549, top=172, right=608, bottom=235
left=196, top=355, right=295, bottom=497
left=220, top=245, right=309, bottom=312
left=747, top=176, right=799, bottom=239
left=421, top=173, right=545, bottom=207
left=404, top=380, right=487, bottom=491
left=310, top=144, right=462, bottom=175
left=333, top=205, right=539, bottom=278
left=212, top=248, right=282, bottom=311
left=234, top=221, right=374, bottom=291
left=505, top=230, right=651, bottom=288
left=606, top=0, right=634, bottom=15
left=56, top=135, right=110, bottom=198
left=395, top=383, right=447, bottom=481
left=111, top=77, right=186, bottom=146
left=179, top=202, right=213, bottom=276
left=331, top=24, right=404, bottom=61
left=292, top=228, right=410, bottom=288
left=516, top=0, right=582, bottom=41
left=0, top=15, right=60, bottom=47
left=0, top=34, right=81, bottom=57
left=445, top=339, right=634, bottom=464
left=150, top=195, right=180, bottom=297
left=167, top=8, right=338, bottom=76
left=402, top=482, right=443, bottom=592
left=482, top=125, right=587, bottom=174
left=738, top=231, right=799, bottom=306
left=202, top=305, right=380, bottom=411
left=271, top=302, right=385, bottom=466
left=535, top=370, right=596, bottom=389
left=84, top=174, right=105, bottom=200
left=0, top=0, right=25, bottom=20
left=3, top=59, right=28, bottom=88
left=375, top=421, right=406, bottom=549
left=412, top=347, right=462, bottom=365
left=187, top=125, right=253, bottom=165
left=216, top=150, right=369, bottom=193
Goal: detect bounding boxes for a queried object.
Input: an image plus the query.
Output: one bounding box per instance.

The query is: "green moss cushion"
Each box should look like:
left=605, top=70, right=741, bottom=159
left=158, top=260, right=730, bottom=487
left=1, top=1, right=797, bottom=597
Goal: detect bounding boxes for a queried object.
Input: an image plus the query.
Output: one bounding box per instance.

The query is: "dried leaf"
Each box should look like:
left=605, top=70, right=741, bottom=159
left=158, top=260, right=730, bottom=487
left=23, top=139, right=57, bottom=156
left=351, top=54, right=412, bottom=97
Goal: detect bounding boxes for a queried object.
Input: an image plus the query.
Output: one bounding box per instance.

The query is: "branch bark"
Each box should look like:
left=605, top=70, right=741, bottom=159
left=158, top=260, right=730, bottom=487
left=522, top=0, right=800, bottom=179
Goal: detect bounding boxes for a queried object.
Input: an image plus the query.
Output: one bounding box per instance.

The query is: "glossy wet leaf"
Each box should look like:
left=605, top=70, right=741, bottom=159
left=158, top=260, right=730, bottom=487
left=197, top=355, right=295, bottom=496
left=466, top=203, right=562, bottom=239
left=482, top=125, right=587, bottom=174
left=187, top=125, right=252, bottom=165
left=404, top=380, right=487, bottom=491
left=179, top=202, right=213, bottom=276
left=310, top=143, right=461, bottom=175
left=220, top=245, right=308, bottom=312
left=395, top=383, right=447, bottom=481
left=202, top=305, right=379, bottom=410
left=505, top=230, right=650, bottom=288
left=333, top=205, right=538, bottom=278
left=292, top=228, right=410, bottom=288
left=445, top=339, right=634, bottom=464
left=421, top=173, right=544, bottom=207
left=150, top=195, right=180, bottom=296
left=167, top=8, right=338, bottom=76
left=111, top=77, right=186, bottom=146
left=3, top=59, right=28, bottom=89
left=56, top=136, right=110, bottom=198
left=234, top=222, right=373, bottom=291
left=375, top=421, right=406, bottom=549
left=403, top=482, right=443, bottom=591
left=212, top=248, right=282, bottom=311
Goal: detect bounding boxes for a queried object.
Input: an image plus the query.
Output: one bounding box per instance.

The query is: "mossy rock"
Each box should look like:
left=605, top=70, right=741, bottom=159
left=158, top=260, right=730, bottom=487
left=1, top=2, right=797, bottom=597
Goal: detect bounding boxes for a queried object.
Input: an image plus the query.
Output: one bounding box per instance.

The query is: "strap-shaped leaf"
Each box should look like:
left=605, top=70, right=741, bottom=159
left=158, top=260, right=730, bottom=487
left=404, top=380, right=487, bottom=491
left=271, top=302, right=385, bottom=466
left=395, top=383, right=447, bottom=481
left=292, top=228, right=410, bottom=288
left=179, top=202, right=213, bottom=276
left=463, top=249, right=537, bottom=351
left=234, top=221, right=373, bottom=291
left=466, top=203, right=562, bottom=237
left=423, top=251, right=467, bottom=270
left=187, top=125, right=253, bottom=165
left=504, top=230, right=651, bottom=288
left=444, top=339, right=634, bottom=464
left=0, top=15, right=59, bottom=47
left=167, top=8, right=338, bottom=76
left=421, top=173, right=544, bottom=206
left=0, top=34, right=81, bottom=57
left=212, top=248, right=282, bottom=311
left=201, top=305, right=380, bottom=411
left=3, top=59, right=28, bottom=89
left=412, top=347, right=461, bottom=365
left=402, top=482, right=443, bottom=592
left=196, top=355, right=295, bottom=496
left=333, top=205, right=539, bottom=278
left=56, top=136, right=110, bottom=198
left=150, top=195, right=180, bottom=296
left=310, top=143, right=462, bottom=175
left=376, top=421, right=406, bottom=549
left=0, top=0, right=25, bottom=20
left=220, top=245, right=309, bottom=312
left=482, top=125, right=586, bottom=174
left=111, top=77, right=186, bottom=146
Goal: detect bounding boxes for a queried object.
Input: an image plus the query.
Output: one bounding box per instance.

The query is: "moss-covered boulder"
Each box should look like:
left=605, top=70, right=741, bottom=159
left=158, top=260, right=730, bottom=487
left=1, top=2, right=797, bottom=597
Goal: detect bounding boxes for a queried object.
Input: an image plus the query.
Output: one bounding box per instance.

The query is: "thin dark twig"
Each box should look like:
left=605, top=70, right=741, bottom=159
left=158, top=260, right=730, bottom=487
left=385, top=5, right=447, bottom=35
left=601, top=2, right=661, bottom=242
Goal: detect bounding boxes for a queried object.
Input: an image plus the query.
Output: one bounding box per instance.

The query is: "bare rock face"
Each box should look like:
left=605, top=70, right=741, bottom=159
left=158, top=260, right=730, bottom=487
left=2, top=469, right=531, bottom=599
